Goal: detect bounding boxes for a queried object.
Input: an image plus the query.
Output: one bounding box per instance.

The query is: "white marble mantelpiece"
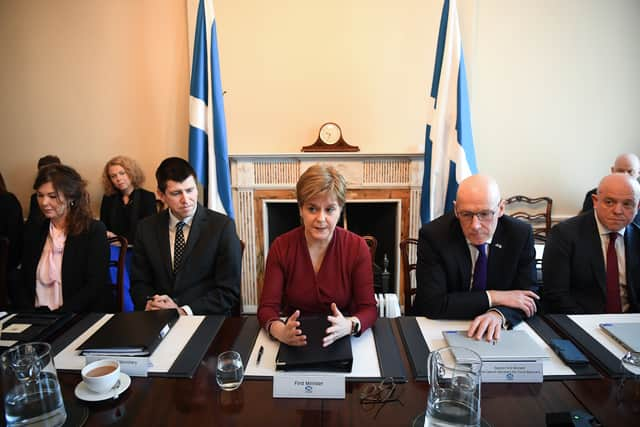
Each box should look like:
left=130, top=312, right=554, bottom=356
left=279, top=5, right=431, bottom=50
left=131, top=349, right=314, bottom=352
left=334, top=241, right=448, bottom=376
left=229, top=152, right=424, bottom=313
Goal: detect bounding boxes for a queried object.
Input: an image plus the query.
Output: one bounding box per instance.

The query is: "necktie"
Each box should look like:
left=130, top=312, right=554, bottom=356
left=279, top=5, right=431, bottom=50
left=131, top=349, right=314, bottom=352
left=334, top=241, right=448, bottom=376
left=471, top=243, right=488, bottom=291
left=174, top=221, right=186, bottom=272
left=605, top=232, right=622, bottom=313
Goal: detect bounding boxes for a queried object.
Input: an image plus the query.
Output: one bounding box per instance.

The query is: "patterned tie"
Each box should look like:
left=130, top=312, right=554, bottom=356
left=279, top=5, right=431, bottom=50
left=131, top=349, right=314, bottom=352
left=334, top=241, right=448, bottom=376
left=605, top=232, right=622, bottom=313
left=471, top=243, right=488, bottom=291
left=174, top=221, right=186, bottom=272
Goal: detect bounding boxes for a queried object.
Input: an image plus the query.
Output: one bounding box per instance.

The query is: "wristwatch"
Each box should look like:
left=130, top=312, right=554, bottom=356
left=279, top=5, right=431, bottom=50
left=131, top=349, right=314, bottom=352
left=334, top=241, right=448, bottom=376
left=350, top=317, right=361, bottom=336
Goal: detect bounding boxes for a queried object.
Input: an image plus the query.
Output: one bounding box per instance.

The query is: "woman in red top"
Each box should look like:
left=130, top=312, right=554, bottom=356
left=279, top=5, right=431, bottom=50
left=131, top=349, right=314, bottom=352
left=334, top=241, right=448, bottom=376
left=258, top=164, right=377, bottom=347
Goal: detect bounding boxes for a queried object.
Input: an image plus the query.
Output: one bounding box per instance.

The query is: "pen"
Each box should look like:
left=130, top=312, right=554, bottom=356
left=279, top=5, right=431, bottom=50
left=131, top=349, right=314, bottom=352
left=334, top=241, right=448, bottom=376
left=257, top=345, right=264, bottom=365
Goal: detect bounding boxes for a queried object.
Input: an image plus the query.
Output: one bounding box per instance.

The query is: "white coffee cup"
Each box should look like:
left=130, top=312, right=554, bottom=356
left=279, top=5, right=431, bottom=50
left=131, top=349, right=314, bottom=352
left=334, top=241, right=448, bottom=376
left=81, top=359, right=120, bottom=394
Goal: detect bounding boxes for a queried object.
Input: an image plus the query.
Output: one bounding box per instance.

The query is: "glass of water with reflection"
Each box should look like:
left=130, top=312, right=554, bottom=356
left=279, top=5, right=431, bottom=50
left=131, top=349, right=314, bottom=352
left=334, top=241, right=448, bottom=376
left=216, top=351, right=244, bottom=391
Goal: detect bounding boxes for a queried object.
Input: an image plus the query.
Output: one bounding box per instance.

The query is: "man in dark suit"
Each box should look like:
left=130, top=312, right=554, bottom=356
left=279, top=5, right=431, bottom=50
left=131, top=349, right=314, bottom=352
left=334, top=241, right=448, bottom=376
left=543, top=174, right=640, bottom=314
left=130, top=157, right=241, bottom=315
left=580, top=154, right=640, bottom=229
left=415, top=175, right=539, bottom=341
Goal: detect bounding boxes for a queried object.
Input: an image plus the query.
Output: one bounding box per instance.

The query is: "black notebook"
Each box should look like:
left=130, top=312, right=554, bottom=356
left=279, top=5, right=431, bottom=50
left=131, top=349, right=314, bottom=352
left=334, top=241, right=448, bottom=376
left=77, top=310, right=179, bottom=356
left=275, top=317, right=353, bottom=372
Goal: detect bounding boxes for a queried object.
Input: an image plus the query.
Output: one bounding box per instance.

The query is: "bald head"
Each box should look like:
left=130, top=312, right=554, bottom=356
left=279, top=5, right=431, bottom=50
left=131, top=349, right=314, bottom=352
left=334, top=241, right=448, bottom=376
left=457, top=175, right=501, bottom=207
left=454, top=175, right=505, bottom=245
left=593, top=174, right=640, bottom=231
left=611, top=153, right=640, bottom=179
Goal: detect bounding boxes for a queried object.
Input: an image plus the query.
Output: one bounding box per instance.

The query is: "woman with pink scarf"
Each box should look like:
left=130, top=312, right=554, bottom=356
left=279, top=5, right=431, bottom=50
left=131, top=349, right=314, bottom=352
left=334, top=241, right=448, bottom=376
left=17, top=164, right=111, bottom=312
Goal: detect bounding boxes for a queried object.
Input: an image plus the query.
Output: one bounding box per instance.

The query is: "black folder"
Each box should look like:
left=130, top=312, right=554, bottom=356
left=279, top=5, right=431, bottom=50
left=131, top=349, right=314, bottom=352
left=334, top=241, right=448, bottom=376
left=275, top=317, right=353, bottom=372
left=77, top=310, right=179, bottom=356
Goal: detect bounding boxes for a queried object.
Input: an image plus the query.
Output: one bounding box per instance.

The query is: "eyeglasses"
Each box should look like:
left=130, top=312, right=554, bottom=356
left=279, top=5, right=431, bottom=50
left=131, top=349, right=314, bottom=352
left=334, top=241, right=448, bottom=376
left=359, top=378, right=403, bottom=418
left=457, top=203, right=500, bottom=223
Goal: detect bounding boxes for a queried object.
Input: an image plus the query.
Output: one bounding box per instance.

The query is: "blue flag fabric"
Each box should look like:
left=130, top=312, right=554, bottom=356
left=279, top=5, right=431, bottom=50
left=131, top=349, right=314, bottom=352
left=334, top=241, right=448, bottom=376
left=420, top=0, right=478, bottom=224
left=188, top=0, right=234, bottom=219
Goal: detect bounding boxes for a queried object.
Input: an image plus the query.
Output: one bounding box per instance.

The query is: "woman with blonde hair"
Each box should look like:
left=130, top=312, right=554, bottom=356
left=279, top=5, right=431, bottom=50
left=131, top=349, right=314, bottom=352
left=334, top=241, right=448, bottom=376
left=258, top=164, right=377, bottom=347
left=18, top=164, right=111, bottom=312
left=100, top=155, right=156, bottom=243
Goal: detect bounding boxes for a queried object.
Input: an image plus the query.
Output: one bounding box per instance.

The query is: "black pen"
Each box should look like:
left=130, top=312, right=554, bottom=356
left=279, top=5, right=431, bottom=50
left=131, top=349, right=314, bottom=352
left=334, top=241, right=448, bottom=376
left=257, top=345, right=264, bottom=365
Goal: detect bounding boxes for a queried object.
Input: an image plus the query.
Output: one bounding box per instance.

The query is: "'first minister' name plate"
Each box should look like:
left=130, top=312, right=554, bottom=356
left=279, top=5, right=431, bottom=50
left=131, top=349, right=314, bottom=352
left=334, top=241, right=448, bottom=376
left=273, top=373, right=345, bottom=399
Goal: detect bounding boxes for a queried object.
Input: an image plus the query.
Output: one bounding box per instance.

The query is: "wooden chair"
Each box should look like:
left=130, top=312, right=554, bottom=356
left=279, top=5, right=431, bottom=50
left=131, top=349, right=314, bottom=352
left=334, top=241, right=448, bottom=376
left=108, top=235, right=129, bottom=312
left=504, top=195, right=553, bottom=242
left=231, top=240, right=245, bottom=316
left=362, top=235, right=377, bottom=265
left=399, top=238, right=418, bottom=315
left=0, top=237, right=8, bottom=308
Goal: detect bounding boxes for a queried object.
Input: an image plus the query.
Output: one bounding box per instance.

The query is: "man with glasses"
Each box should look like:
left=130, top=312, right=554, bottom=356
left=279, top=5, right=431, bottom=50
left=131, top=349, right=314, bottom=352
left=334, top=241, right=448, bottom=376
left=543, top=174, right=640, bottom=314
left=414, top=175, right=539, bottom=341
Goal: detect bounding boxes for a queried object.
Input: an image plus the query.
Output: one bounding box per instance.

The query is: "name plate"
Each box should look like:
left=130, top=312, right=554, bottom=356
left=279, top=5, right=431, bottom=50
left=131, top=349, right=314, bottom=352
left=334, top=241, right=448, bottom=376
left=481, top=361, right=543, bottom=383
left=273, top=373, right=345, bottom=399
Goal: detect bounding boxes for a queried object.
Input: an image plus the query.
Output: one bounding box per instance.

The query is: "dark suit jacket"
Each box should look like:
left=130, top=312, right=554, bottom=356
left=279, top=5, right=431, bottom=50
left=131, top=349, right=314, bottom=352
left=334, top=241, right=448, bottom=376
left=581, top=188, right=640, bottom=225
left=130, top=204, right=241, bottom=315
left=0, top=192, right=24, bottom=270
left=542, top=212, right=640, bottom=314
left=100, top=188, right=157, bottom=243
left=17, top=219, right=111, bottom=312
left=414, top=213, right=537, bottom=327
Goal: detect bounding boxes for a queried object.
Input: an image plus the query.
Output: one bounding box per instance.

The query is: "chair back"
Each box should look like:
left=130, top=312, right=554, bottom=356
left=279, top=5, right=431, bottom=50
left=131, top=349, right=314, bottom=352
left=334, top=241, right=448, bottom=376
left=399, top=238, right=418, bottom=315
left=108, top=235, right=128, bottom=311
left=504, top=195, right=553, bottom=242
left=0, top=237, right=8, bottom=308
left=362, top=235, right=377, bottom=265
left=231, top=240, right=245, bottom=316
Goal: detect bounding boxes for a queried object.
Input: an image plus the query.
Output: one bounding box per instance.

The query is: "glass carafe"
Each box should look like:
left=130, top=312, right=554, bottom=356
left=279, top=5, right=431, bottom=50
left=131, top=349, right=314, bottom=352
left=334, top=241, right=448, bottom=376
left=1, top=342, right=66, bottom=427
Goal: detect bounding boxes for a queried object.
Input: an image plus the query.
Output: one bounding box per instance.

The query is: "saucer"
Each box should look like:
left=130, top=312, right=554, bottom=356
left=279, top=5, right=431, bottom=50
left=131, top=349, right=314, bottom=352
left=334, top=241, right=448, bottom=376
left=74, top=372, right=131, bottom=402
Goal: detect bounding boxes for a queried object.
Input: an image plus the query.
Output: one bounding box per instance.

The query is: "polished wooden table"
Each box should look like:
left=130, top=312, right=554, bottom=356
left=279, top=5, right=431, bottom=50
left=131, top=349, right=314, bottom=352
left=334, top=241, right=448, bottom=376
left=54, top=317, right=638, bottom=426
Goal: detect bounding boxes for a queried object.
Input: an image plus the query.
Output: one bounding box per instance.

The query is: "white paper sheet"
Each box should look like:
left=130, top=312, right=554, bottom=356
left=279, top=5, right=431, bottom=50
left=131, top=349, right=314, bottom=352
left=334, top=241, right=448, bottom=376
left=415, top=317, right=575, bottom=376
left=244, top=327, right=381, bottom=378
left=54, top=314, right=205, bottom=373
left=568, top=313, right=640, bottom=360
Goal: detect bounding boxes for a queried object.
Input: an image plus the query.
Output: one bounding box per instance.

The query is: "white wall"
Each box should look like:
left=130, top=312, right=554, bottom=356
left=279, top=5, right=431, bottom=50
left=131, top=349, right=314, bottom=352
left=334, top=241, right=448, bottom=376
left=1, top=0, right=638, bottom=218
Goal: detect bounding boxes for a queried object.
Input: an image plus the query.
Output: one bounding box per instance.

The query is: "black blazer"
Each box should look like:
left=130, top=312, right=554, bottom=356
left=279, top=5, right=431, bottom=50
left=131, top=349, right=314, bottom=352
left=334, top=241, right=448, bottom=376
left=17, top=219, right=111, bottom=312
left=100, top=188, right=157, bottom=243
left=130, top=204, right=241, bottom=315
left=414, top=212, right=537, bottom=327
left=0, top=192, right=24, bottom=270
left=542, top=212, right=640, bottom=314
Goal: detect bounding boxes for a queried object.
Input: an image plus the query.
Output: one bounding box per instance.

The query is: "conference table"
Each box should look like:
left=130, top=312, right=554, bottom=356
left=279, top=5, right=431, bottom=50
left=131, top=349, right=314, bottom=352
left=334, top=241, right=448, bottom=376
left=50, top=316, right=639, bottom=427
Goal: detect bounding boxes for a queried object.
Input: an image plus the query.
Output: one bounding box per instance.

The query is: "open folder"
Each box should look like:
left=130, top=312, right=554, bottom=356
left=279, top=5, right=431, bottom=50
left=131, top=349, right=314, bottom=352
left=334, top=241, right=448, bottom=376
left=275, top=317, right=353, bottom=372
left=77, top=310, right=179, bottom=356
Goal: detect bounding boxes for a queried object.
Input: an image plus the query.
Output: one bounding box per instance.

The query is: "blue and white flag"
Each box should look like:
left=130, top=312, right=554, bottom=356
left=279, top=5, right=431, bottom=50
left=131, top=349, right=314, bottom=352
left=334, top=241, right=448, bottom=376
left=187, top=0, right=234, bottom=218
left=420, top=0, right=478, bottom=224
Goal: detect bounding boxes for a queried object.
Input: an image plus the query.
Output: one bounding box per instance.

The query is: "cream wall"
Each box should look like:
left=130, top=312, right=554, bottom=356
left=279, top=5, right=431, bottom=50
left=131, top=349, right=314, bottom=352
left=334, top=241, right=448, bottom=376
left=1, top=0, right=639, bottom=218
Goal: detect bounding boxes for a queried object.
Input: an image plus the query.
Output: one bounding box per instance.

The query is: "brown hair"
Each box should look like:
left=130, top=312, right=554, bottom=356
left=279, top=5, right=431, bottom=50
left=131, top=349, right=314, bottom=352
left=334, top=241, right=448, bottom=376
left=101, top=155, right=146, bottom=195
left=34, top=164, right=93, bottom=235
left=296, top=164, right=346, bottom=207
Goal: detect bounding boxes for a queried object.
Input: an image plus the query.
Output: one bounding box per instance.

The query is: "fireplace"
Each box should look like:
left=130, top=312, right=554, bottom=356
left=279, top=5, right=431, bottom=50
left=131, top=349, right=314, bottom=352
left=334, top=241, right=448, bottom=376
left=230, top=153, right=424, bottom=313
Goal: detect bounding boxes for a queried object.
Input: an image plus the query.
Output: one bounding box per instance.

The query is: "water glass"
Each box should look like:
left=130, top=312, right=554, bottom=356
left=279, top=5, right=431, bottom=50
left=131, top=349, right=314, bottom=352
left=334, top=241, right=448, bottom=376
left=1, top=342, right=67, bottom=427
left=216, top=351, right=244, bottom=391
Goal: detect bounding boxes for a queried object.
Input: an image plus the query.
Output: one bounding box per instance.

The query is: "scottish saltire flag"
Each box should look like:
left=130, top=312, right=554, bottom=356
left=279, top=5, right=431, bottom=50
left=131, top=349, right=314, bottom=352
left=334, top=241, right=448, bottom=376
left=187, top=0, right=234, bottom=218
left=420, top=0, right=478, bottom=224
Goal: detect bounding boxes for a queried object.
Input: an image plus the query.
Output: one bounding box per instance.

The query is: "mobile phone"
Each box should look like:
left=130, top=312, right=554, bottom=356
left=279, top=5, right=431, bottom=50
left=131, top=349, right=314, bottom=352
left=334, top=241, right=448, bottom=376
left=550, top=339, right=589, bottom=365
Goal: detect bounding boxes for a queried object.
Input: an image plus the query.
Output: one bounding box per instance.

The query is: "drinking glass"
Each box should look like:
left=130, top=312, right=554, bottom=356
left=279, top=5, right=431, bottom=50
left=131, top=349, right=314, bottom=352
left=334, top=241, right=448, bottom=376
left=425, top=346, right=482, bottom=427
left=216, top=351, right=244, bottom=391
left=1, top=342, right=67, bottom=427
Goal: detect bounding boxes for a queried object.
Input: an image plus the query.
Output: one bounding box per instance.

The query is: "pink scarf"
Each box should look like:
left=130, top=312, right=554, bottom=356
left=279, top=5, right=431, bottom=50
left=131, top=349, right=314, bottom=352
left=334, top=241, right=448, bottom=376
left=35, top=222, right=66, bottom=310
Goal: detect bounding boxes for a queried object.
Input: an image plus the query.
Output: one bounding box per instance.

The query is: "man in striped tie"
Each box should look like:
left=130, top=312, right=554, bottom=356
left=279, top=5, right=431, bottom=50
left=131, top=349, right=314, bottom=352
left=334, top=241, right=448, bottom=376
left=544, top=174, right=640, bottom=314
left=414, top=175, right=539, bottom=342
left=130, top=157, right=242, bottom=316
